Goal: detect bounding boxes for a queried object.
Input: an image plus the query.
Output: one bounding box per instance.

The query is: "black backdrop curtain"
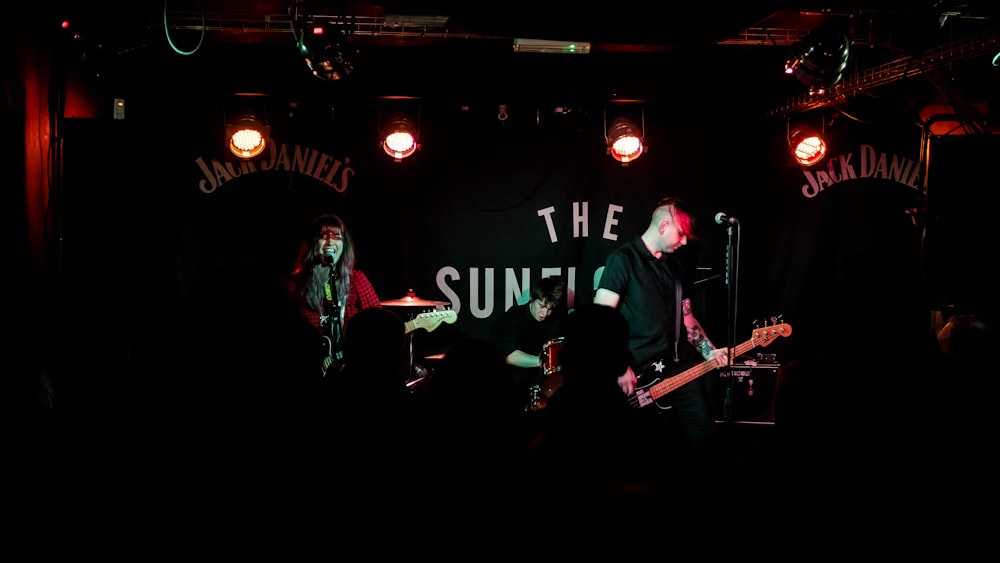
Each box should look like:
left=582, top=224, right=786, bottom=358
left=35, top=39, right=994, bottom=403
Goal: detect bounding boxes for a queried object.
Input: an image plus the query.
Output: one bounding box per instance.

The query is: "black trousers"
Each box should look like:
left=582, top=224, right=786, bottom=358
left=648, top=376, right=724, bottom=480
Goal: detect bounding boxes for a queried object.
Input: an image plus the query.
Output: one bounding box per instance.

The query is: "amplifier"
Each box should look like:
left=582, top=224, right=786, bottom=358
left=713, top=363, right=779, bottom=424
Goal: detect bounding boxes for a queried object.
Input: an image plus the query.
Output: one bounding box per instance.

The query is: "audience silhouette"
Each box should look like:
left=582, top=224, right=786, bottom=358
left=331, top=305, right=413, bottom=414
left=32, top=257, right=988, bottom=555
left=730, top=304, right=957, bottom=550
left=320, top=306, right=424, bottom=534
left=23, top=261, right=339, bottom=550
left=406, top=336, right=524, bottom=528
left=517, top=303, right=712, bottom=544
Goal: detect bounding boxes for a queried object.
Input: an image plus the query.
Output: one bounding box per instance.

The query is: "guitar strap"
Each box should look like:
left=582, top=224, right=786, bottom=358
left=643, top=257, right=683, bottom=372
left=673, top=281, right=681, bottom=363
left=323, top=276, right=344, bottom=369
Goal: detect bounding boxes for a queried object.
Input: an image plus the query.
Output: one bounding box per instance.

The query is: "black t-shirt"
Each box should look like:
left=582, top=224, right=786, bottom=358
left=597, top=237, right=699, bottom=373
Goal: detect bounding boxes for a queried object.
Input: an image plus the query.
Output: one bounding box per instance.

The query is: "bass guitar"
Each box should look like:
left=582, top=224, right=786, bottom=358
left=629, top=322, right=792, bottom=410
left=321, top=309, right=458, bottom=376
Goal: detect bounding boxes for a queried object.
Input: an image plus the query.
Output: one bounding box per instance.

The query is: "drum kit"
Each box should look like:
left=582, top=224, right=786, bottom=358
left=382, top=290, right=567, bottom=408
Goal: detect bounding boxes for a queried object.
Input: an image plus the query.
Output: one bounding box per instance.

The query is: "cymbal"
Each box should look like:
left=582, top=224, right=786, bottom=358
left=382, top=291, right=449, bottom=308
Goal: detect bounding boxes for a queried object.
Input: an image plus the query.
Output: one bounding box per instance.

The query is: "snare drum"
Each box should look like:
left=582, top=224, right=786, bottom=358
left=540, top=337, right=564, bottom=376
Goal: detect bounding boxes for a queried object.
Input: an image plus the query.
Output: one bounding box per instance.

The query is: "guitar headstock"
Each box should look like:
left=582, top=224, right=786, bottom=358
left=409, top=310, right=458, bottom=332
left=752, top=321, right=792, bottom=347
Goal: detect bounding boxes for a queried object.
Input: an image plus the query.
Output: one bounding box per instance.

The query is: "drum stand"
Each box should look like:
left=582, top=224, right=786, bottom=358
left=526, top=385, right=544, bottom=412
left=404, top=331, right=429, bottom=388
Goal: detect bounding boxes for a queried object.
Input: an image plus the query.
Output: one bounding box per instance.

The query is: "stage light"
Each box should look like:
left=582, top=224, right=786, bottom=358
left=604, top=108, right=646, bottom=166
left=380, top=112, right=419, bottom=162
left=788, top=124, right=828, bottom=167
left=784, top=25, right=851, bottom=93
left=296, top=19, right=355, bottom=81
left=226, top=112, right=270, bottom=160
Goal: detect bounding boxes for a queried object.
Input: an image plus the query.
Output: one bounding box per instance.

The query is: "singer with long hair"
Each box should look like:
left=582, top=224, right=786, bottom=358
left=288, top=213, right=382, bottom=375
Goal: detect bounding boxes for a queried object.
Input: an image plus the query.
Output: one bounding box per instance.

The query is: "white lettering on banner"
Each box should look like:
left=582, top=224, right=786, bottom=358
left=573, top=201, right=588, bottom=238
left=537, top=206, right=557, bottom=242
left=536, top=202, right=624, bottom=243
left=604, top=204, right=623, bottom=241
left=504, top=268, right=531, bottom=312
left=194, top=142, right=354, bottom=193
left=440, top=200, right=619, bottom=320
left=800, top=144, right=920, bottom=198
left=193, top=157, right=256, bottom=192
left=437, top=267, right=580, bottom=318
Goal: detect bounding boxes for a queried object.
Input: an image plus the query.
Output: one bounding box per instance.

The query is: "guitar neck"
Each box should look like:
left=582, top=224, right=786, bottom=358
left=629, top=323, right=791, bottom=408
left=647, top=338, right=759, bottom=401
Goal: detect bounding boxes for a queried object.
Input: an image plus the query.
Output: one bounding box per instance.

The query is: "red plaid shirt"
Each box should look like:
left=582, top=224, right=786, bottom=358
left=299, top=269, right=381, bottom=333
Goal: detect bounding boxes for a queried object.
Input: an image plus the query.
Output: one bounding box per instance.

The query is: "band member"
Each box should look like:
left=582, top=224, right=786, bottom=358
left=593, top=197, right=728, bottom=465
left=489, top=275, right=568, bottom=409
left=287, top=213, right=381, bottom=375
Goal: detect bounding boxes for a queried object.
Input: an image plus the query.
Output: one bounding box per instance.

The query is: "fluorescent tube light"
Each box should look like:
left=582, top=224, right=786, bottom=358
left=513, top=38, right=591, bottom=54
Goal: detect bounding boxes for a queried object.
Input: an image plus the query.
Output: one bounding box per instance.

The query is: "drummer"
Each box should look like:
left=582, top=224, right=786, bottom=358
left=489, top=276, right=568, bottom=408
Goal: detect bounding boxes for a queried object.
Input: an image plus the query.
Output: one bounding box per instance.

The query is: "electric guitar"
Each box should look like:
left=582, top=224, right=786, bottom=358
left=629, top=322, right=792, bottom=410
left=321, top=309, right=458, bottom=376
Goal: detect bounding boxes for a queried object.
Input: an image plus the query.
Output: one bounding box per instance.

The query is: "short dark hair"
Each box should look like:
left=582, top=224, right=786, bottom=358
left=532, top=276, right=566, bottom=308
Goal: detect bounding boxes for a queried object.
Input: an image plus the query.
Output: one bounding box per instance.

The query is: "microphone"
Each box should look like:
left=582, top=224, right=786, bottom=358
left=324, top=248, right=336, bottom=265
left=715, top=212, right=738, bottom=225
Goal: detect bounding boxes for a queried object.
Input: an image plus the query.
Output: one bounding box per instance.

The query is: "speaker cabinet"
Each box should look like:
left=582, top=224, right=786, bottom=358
left=714, top=363, right=779, bottom=424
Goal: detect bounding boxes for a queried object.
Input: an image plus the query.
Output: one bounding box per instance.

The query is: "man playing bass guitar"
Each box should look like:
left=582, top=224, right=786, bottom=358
left=593, top=197, right=729, bottom=477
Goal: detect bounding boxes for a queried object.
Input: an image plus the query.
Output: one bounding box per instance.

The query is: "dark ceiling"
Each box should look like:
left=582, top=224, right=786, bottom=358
left=35, top=1, right=1000, bottom=118
left=48, top=1, right=997, bottom=51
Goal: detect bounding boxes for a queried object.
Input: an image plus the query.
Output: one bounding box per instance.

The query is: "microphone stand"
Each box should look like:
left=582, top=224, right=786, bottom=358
left=721, top=221, right=740, bottom=437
